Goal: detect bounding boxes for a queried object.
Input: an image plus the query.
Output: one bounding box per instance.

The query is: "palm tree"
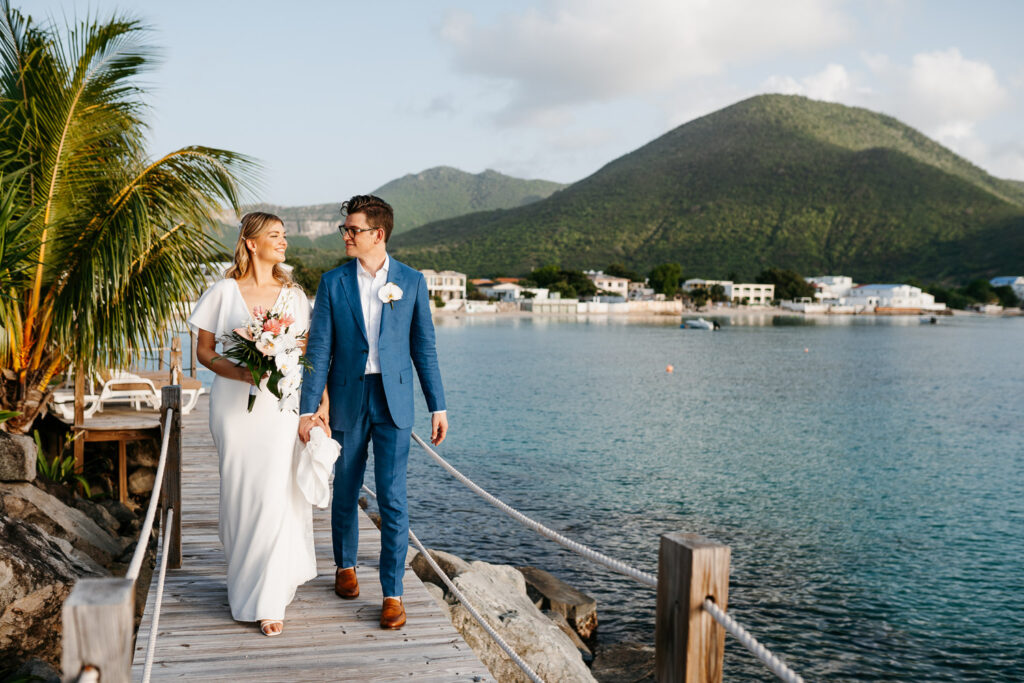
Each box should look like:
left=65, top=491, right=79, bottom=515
left=0, top=2, right=259, bottom=433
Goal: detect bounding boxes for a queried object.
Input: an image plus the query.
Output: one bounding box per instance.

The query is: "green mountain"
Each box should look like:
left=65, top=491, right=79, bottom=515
left=223, top=167, right=565, bottom=246
left=391, top=95, right=1024, bottom=282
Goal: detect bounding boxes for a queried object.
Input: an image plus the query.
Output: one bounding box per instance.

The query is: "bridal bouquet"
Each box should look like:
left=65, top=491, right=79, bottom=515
left=214, top=305, right=310, bottom=412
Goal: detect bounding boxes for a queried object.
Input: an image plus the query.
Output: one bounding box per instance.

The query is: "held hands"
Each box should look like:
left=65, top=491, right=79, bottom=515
left=431, top=412, right=448, bottom=446
left=298, top=410, right=331, bottom=443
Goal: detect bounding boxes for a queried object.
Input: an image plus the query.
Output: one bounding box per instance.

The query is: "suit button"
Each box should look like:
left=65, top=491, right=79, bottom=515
left=358, top=376, right=364, bottom=382
left=361, top=349, right=368, bottom=354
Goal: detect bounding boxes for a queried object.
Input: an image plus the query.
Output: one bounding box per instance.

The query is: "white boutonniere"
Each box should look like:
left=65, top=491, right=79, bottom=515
left=378, top=282, right=403, bottom=310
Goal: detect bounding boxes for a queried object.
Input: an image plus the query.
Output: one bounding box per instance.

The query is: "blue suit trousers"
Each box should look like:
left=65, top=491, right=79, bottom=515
left=331, top=374, right=410, bottom=597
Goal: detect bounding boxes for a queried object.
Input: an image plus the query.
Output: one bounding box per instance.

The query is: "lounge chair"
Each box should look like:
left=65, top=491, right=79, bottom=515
left=95, top=370, right=162, bottom=412
left=133, top=371, right=207, bottom=415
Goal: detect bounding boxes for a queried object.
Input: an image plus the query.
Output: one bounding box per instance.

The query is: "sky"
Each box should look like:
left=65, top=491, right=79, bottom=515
left=27, top=0, right=1024, bottom=206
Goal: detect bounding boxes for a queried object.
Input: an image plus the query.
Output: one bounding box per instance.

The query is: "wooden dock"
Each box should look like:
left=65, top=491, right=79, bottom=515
left=131, top=396, right=493, bottom=681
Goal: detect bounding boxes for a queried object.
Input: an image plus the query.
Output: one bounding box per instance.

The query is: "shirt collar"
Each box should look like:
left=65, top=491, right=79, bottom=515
left=356, top=254, right=390, bottom=280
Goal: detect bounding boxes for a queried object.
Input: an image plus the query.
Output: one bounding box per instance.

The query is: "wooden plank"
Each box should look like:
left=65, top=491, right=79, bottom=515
left=131, top=396, right=493, bottom=681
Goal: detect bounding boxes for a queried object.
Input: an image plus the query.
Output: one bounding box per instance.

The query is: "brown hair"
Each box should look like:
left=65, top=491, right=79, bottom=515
left=341, top=195, right=394, bottom=242
left=223, top=211, right=294, bottom=286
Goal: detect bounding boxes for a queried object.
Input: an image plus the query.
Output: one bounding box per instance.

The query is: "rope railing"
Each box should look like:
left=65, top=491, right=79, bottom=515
left=410, top=431, right=658, bottom=588
left=126, top=407, right=174, bottom=581
left=409, top=431, right=806, bottom=683
left=702, top=599, right=805, bottom=683
left=361, top=484, right=544, bottom=683
left=141, top=508, right=174, bottom=683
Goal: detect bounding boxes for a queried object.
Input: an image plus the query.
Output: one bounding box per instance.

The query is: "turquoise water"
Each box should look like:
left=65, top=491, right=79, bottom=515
left=398, top=314, right=1024, bottom=681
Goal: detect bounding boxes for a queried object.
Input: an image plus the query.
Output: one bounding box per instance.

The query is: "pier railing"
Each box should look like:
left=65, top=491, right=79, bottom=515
left=408, top=431, right=806, bottom=683
left=61, top=386, right=182, bottom=683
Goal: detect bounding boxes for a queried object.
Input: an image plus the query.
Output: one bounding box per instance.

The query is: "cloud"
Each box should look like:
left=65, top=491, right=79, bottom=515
left=906, top=48, right=1008, bottom=126
left=761, top=63, right=870, bottom=103
left=441, top=0, right=852, bottom=125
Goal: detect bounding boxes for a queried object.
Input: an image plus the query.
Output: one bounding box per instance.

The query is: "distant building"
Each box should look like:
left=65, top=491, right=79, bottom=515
left=470, top=278, right=495, bottom=287
left=806, top=275, right=855, bottom=301
left=724, top=283, right=774, bottom=305
left=628, top=281, right=655, bottom=300
left=990, top=276, right=1024, bottom=302
left=480, top=282, right=524, bottom=301
left=421, top=269, right=467, bottom=302
left=682, top=278, right=731, bottom=293
left=585, top=270, right=630, bottom=297
left=495, top=277, right=522, bottom=285
left=845, top=284, right=946, bottom=312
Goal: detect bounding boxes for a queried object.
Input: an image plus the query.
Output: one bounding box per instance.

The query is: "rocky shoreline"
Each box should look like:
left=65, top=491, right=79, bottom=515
left=0, top=429, right=154, bottom=683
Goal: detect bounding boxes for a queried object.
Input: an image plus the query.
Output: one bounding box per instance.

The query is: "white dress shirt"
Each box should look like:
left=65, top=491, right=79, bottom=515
left=356, top=255, right=389, bottom=374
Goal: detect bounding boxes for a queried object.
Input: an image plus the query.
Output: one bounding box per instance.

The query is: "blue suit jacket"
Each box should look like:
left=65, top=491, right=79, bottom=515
left=299, top=257, right=445, bottom=430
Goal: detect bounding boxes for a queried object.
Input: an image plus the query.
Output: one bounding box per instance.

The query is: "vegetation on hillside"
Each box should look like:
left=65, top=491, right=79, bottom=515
left=392, top=95, right=1024, bottom=283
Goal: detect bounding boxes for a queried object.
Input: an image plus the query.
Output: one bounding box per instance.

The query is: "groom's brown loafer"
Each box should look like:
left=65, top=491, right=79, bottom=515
left=334, top=567, right=359, bottom=599
left=380, top=597, right=406, bottom=629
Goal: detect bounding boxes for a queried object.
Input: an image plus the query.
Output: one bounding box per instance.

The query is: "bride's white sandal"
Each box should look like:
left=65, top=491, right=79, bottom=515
left=259, top=619, right=284, bottom=636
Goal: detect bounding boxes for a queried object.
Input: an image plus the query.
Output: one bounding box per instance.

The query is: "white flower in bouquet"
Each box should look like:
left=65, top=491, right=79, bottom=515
left=275, top=349, right=301, bottom=375
left=278, top=371, right=301, bottom=397
left=256, top=331, right=280, bottom=356
left=378, top=282, right=403, bottom=309
left=276, top=332, right=299, bottom=353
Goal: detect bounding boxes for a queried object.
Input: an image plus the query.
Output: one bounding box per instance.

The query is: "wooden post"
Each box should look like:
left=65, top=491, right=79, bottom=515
left=157, top=332, right=165, bottom=370
left=170, top=336, right=183, bottom=385
left=655, top=533, right=730, bottom=683
left=189, top=331, right=198, bottom=378
left=62, top=578, right=134, bottom=683
left=160, top=385, right=182, bottom=568
left=73, top=363, right=85, bottom=474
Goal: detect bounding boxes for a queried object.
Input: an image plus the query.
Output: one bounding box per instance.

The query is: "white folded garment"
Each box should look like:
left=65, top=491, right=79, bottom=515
left=294, top=426, right=340, bottom=508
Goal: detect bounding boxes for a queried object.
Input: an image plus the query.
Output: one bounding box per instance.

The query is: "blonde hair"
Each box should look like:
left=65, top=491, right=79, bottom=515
left=223, top=211, right=294, bottom=287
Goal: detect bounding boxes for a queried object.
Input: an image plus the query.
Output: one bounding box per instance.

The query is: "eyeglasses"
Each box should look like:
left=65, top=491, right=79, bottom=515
left=338, top=225, right=380, bottom=238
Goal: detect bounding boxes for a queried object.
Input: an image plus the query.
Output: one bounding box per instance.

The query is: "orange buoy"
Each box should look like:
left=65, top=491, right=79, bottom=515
left=666, top=364, right=674, bottom=373
left=804, top=348, right=809, bottom=353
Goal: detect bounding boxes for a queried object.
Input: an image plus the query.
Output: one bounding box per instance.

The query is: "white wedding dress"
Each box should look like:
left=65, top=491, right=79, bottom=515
left=188, top=278, right=317, bottom=622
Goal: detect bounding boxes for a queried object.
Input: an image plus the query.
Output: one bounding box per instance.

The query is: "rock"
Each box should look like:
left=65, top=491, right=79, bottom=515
left=424, top=582, right=450, bottom=620
left=591, top=642, right=656, bottom=683
left=102, top=499, right=139, bottom=529
left=411, top=549, right=472, bottom=589
left=0, top=432, right=36, bottom=482
left=544, top=609, right=592, bottom=663
left=128, top=467, right=156, bottom=495
left=7, top=656, right=61, bottom=682
left=449, top=560, right=596, bottom=683
left=518, top=566, right=598, bottom=639
left=127, top=440, right=159, bottom=469
left=0, top=482, right=122, bottom=566
left=0, top=516, right=103, bottom=670
left=367, top=511, right=382, bottom=530
left=71, top=496, right=121, bottom=536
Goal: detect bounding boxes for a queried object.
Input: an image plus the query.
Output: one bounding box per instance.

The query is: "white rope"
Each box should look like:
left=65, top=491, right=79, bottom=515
left=410, top=432, right=658, bottom=588
left=141, top=508, right=173, bottom=683
left=361, top=485, right=544, bottom=683
left=702, top=598, right=805, bottom=683
left=126, top=408, right=174, bottom=580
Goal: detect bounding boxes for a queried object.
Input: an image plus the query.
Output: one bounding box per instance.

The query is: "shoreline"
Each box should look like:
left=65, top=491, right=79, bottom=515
left=432, top=305, right=1022, bottom=321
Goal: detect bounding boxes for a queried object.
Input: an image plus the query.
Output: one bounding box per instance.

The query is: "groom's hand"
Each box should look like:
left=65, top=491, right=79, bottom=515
left=430, top=412, right=448, bottom=446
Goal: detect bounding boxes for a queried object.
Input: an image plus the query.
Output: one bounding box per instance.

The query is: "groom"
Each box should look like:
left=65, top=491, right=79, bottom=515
left=298, top=194, right=447, bottom=629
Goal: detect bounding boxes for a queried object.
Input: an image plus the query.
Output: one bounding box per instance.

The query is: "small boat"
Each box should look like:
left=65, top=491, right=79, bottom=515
left=920, top=316, right=939, bottom=325
left=681, top=317, right=720, bottom=330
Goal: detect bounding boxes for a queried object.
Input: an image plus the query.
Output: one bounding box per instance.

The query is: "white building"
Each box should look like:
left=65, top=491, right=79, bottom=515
left=479, top=282, right=523, bottom=301
left=806, top=275, right=855, bottom=301
left=585, top=271, right=630, bottom=297
left=628, top=281, right=655, bottom=300
left=990, top=276, right=1024, bottom=302
left=421, top=269, right=466, bottom=302
left=844, top=284, right=946, bottom=312
left=682, top=278, right=731, bottom=293
left=724, top=283, right=774, bottom=305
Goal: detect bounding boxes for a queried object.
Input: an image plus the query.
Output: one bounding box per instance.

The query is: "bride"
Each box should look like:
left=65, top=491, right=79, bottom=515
left=188, top=211, right=329, bottom=636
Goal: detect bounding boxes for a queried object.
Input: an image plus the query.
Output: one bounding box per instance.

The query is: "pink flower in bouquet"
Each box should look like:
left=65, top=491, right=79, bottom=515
left=233, top=327, right=254, bottom=341
left=262, top=318, right=283, bottom=335
left=252, top=305, right=266, bottom=321
left=279, top=314, right=295, bottom=328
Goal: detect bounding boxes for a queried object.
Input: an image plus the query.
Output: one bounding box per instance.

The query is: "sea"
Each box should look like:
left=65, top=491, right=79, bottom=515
left=190, top=313, right=1024, bottom=681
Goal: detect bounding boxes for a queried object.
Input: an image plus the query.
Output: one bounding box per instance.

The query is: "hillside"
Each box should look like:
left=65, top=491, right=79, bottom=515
left=391, top=95, right=1024, bottom=282
left=229, top=167, right=564, bottom=242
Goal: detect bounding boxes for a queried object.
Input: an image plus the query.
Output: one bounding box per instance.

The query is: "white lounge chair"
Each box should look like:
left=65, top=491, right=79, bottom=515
left=49, top=372, right=101, bottom=420
left=133, top=371, right=207, bottom=415
left=96, top=370, right=162, bottom=412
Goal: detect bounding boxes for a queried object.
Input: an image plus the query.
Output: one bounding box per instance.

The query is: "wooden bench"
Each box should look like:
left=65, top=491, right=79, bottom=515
left=74, top=418, right=162, bottom=504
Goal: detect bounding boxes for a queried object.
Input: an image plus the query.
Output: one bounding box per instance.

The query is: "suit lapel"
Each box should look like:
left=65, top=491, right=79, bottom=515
left=378, top=259, right=406, bottom=342
left=339, top=260, right=368, bottom=343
